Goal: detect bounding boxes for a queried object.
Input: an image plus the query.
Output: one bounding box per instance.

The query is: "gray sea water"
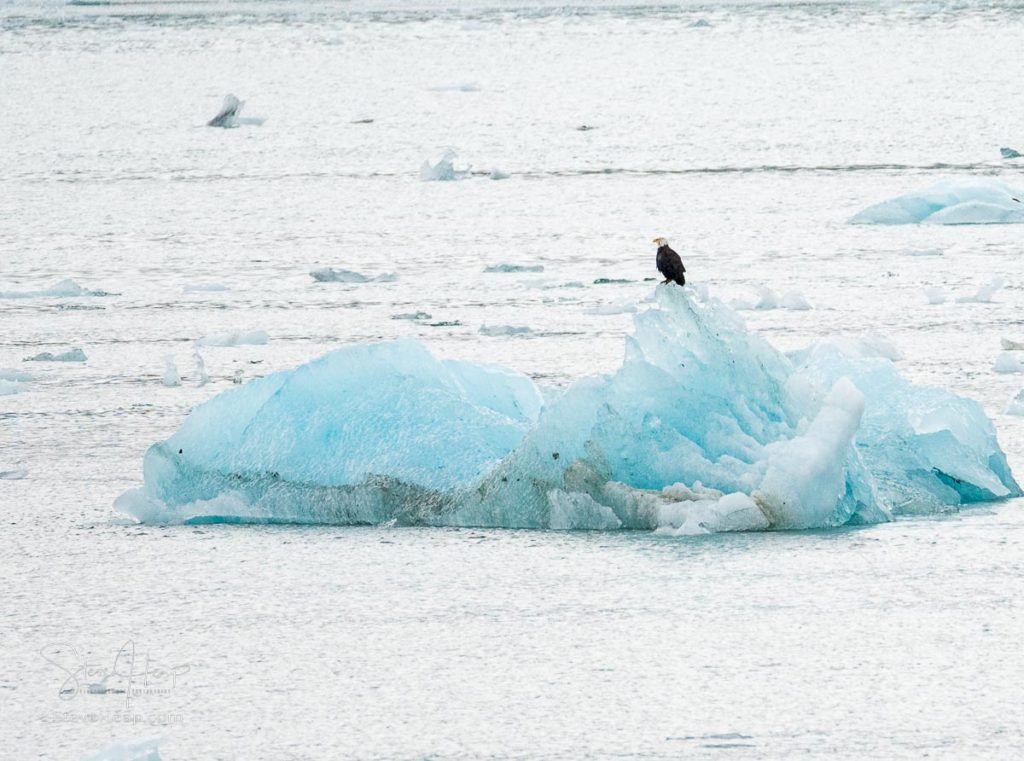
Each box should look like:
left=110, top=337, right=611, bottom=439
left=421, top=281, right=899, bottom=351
left=2, top=0, right=1024, bottom=758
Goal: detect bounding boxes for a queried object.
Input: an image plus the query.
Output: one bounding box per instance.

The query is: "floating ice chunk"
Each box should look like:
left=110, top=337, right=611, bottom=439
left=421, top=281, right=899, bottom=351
left=162, top=355, right=180, bottom=387
left=392, top=311, right=432, bottom=321
left=485, top=264, right=544, bottom=273
left=585, top=302, right=638, bottom=315
left=994, top=353, right=1024, bottom=374
left=0, top=279, right=109, bottom=299
left=193, top=350, right=209, bottom=386
left=0, top=368, right=33, bottom=382
left=119, top=286, right=1019, bottom=530
left=779, top=289, right=812, bottom=310
left=25, top=347, right=86, bottom=362
left=81, top=737, right=161, bottom=761
left=479, top=325, right=532, bottom=336
left=850, top=178, right=1024, bottom=225
left=420, top=150, right=471, bottom=181
left=184, top=282, right=229, bottom=292
left=924, top=286, right=947, bottom=304
left=0, top=469, right=28, bottom=480
left=1001, top=147, right=1022, bottom=159
left=1006, top=390, right=1024, bottom=416
left=956, top=277, right=1005, bottom=303
left=206, top=94, right=263, bottom=128
left=0, top=379, right=29, bottom=395
left=906, top=248, right=944, bottom=257
left=489, top=169, right=511, bottom=180
left=1002, top=338, right=1024, bottom=351
left=428, top=82, right=481, bottom=92
left=196, top=330, right=268, bottom=347
left=688, top=18, right=713, bottom=27
left=311, top=268, right=398, bottom=283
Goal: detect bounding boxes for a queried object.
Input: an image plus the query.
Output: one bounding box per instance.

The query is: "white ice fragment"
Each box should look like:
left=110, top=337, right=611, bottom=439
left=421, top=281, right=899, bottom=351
left=0, top=279, right=109, bottom=299
left=193, top=351, right=209, bottom=386
left=851, top=178, right=1024, bottom=225
left=184, top=282, right=229, bottom=292
left=479, top=325, right=532, bottom=336
left=754, top=378, right=865, bottom=529
left=24, top=347, right=86, bottom=362
left=0, top=379, right=29, bottom=395
left=195, top=330, right=268, bottom=347
left=830, top=334, right=904, bottom=361
left=484, top=264, right=544, bottom=273
left=956, top=277, right=1005, bottom=303
left=311, top=268, right=397, bottom=283
left=993, top=353, right=1024, bottom=374
left=0, top=469, right=28, bottom=480
left=1001, top=338, right=1024, bottom=351
left=232, top=369, right=243, bottom=384
left=584, top=301, right=637, bottom=315
left=162, top=355, right=180, bottom=387
left=0, top=368, right=33, bottom=382
left=489, top=169, right=511, bottom=180
left=1006, top=390, right=1024, bottom=416
left=779, top=289, right=812, bottom=310
left=207, top=94, right=263, bottom=128
left=420, top=150, right=471, bottom=181
left=924, top=286, right=947, bottom=304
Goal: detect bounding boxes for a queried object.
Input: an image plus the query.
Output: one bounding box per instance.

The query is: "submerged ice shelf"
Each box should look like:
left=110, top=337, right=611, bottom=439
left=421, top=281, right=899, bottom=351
left=117, top=286, right=1020, bottom=533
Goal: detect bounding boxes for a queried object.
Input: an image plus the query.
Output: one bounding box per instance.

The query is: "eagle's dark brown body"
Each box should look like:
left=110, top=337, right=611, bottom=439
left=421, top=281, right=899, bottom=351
left=656, top=244, right=686, bottom=286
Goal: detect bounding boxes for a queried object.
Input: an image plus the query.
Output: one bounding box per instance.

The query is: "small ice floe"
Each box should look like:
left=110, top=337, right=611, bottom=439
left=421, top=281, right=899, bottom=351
left=195, top=330, right=268, bottom=348
left=232, top=369, right=244, bottom=384
left=183, top=282, right=229, bottom=293
left=162, top=355, right=180, bottom=387
left=484, top=264, right=544, bottom=273
left=1006, top=390, right=1024, bottom=416
left=479, top=325, right=532, bottom=336
left=0, top=278, right=109, bottom=299
left=489, top=168, right=511, bottom=180
left=0, top=469, right=28, bottom=480
left=779, top=289, right=812, bottom=310
left=593, top=277, right=632, bottom=285
left=851, top=178, right=1024, bottom=225
left=0, top=379, right=29, bottom=395
left=428, top=320, right=462, bottom=327
left=1001, top=147, right=1022, bottom=159
left=993, top=353, right=1024, bottom=374
left=311, top=268, right=398, bottom=283
left=585, top=301, right=638, bottom=315
left=906, top=247, right=944, bottom=257
left=428, top=82, right=481, bottom=92
left=193, top=350, right=210, bottom=386
left=420, top=150, right=471, bottom=181
left=0, top=368, right=33, bottom=382
left=392, top=311, right=432, bottom=321
left=688, top=18, right=713, bottom=27
left=25, top=347, right=86, bottom=362
left=924, top=286, right=947, bottom=304
left=956, top=277, right=1005, bottom=303
left=1001, top=338, right=1024, bottom=351
left=207, top=94, right=264, bottom=128
left=81, top=737, right=161, bottom=761
left=733, top=286, right=811, bottom=311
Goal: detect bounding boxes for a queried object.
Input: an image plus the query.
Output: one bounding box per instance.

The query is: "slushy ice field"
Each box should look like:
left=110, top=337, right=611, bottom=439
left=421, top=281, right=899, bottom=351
left=3, top=0, right=1024, bottom=758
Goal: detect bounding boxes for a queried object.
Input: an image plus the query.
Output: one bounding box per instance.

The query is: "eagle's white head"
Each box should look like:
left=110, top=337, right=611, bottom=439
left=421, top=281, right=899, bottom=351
left=652, top=237, right=668, bottom=247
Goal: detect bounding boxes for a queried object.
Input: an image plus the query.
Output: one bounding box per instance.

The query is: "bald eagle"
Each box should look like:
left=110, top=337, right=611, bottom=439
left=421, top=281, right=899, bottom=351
left=653, top=237, right=686, bottom=286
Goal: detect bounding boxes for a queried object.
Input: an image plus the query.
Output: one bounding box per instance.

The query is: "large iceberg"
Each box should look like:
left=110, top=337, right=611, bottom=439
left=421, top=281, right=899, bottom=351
left=117, top=287, right=1019, bottom=533
left=851, top=178, right=1024, bottom=225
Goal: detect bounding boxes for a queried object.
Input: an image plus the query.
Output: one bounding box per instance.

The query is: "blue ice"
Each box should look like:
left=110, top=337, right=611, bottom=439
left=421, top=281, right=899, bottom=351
left=117, top=287, right=1020, bottom=532
left=850, top=178, right=1024, bottom=225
